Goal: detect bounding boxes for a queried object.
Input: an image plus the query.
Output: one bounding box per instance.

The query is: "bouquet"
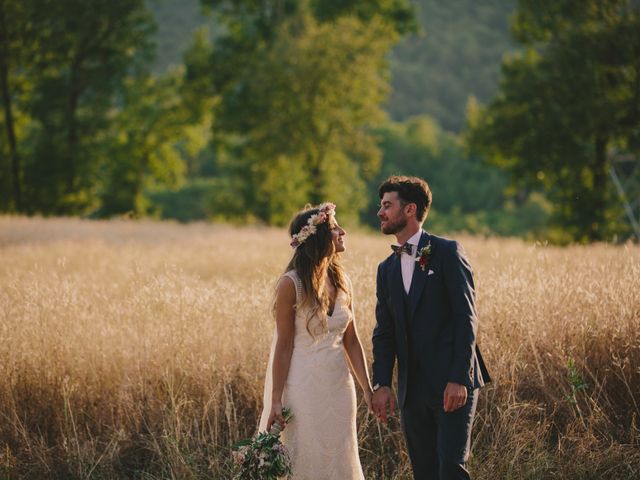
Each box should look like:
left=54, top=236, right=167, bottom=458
left=232, top=408, right=294, bottom=480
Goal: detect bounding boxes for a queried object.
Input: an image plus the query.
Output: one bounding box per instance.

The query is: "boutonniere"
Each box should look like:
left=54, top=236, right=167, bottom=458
left=415, top=241, right=432, bottom=271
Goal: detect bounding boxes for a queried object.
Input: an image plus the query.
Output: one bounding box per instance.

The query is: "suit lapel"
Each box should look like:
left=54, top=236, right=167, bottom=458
left=408, top=230, right=431, bottom=320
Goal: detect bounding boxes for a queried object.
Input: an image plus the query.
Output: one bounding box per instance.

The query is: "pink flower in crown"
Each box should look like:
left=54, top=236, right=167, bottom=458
left=290, top=202, right=336, bottom=248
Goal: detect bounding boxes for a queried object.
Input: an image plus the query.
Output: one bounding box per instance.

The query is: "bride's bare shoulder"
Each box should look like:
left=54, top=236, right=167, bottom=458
left=277, top=273, right=296, bottom=290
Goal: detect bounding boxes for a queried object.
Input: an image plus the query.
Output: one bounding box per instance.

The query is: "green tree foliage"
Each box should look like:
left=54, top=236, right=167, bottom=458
left=195, top=0, right=414, bottom=225
left=309, top=0, right=416, bottom=33
left=0, top=0, right=568, bottom=241
left=0, top=0, right=212, bottom=218
left=97, top=70, right=205, bottom=216
left=367, top=115, right=550, bottom=237
left=0, top=0, right=30, bottom=212
left=15, top=0, right=155, bottom=214
left=469, top=0, right=640, bottom=242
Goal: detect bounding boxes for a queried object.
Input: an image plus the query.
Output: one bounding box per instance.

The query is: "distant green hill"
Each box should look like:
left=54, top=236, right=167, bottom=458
left=388, top=0, right=516, bottom=131
left=147, top=0, right=207, bottom=72
left=147, top=0, right=516, bottom=132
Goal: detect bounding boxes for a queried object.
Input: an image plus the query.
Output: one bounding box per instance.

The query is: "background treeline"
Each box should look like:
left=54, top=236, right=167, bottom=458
left=1, top=0, right=639, bottom=242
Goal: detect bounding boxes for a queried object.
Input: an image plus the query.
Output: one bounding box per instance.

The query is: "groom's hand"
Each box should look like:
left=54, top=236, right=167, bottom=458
left=443, top=382, right=467, bottom=412
left=372, top=387, right=395, bottom=424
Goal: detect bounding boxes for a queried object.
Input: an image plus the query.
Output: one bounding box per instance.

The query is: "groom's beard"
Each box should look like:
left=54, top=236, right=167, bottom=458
left=381, top=216, right=407, bottom=235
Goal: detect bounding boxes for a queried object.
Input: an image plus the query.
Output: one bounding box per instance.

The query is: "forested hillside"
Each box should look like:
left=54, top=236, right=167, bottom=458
left=389, top=0, right=515, bottom=131
left=147, top=0, right=206, bottom=72
left=147, top=0, right=515, bottom=132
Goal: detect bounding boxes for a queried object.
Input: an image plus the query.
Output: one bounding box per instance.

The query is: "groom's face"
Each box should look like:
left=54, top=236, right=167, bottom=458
left=378, top=191, right=408, bottom=235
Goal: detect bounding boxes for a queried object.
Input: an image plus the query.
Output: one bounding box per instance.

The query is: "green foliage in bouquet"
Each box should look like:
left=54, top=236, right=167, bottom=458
left=232, top=408, right=294, bottom=480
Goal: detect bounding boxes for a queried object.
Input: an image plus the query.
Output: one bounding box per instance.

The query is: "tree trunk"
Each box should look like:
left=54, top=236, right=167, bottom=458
left=307, top=123, right=334, bottom=205
left=308, top=152, right=322, bottom=205
left=591, top=136, right=608, bottom=241
left=65, top=66, right=80, bottom=197
left=0, top=1, right=21, bottom=211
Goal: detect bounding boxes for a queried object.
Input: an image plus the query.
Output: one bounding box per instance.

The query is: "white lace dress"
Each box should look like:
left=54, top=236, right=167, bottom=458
left=259, top=270, right=365, bottom=479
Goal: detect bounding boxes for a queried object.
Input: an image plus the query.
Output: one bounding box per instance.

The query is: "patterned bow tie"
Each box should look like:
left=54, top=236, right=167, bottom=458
left=391, top=243, right=414, bottom=256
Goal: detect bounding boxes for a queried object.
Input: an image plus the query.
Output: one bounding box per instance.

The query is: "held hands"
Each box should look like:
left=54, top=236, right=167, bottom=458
left=372, top=386, right=396, bottom=424
left=370, top=382, right=466, bottom=420
left=443, top=382, right=467, bottom=412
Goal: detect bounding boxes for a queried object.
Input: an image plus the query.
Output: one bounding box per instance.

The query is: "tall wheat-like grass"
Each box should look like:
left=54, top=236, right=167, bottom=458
left=0, top=216, right=638, bottom=479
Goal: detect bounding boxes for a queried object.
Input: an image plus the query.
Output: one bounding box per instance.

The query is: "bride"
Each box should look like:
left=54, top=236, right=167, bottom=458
left=259, top=202, right=372, bottom=479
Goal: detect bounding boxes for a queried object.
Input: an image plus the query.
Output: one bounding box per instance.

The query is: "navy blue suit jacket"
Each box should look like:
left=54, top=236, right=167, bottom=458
left=372, top=230, right=491, bottom=408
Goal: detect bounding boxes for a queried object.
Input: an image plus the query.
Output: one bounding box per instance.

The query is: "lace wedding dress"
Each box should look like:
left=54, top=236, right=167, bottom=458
left=258, top=270, right=365, bottom=479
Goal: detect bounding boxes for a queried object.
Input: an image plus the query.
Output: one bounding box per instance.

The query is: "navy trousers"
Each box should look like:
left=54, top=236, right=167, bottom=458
left=400, top=370, right=478, bottom=480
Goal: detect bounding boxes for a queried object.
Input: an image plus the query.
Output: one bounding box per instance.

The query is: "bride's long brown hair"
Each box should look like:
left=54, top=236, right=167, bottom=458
left=280, top=204, right=352, bottom=336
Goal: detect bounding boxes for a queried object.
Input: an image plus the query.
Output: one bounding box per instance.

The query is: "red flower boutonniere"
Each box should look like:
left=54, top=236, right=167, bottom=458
left=415, top=242, right=432, bottom=271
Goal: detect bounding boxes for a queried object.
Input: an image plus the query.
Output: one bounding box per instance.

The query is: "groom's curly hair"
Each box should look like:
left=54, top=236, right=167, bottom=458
left=279, top=205, right=352, bottom=337
left=379, top=175, right=432, bottom=222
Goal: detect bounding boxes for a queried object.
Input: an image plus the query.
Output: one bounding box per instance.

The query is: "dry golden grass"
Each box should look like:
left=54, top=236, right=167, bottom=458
left=0, top=216, right=639, bottom=479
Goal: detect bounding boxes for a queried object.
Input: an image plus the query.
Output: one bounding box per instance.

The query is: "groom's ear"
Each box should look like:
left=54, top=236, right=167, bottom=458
left=404, top=202, right=417, bottom=218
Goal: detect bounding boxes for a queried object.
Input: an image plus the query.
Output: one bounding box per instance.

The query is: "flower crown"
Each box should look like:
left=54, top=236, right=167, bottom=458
left=290, top=202, right=336, bottom=248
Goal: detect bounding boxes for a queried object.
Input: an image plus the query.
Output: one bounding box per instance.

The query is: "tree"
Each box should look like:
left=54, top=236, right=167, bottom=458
left=220, top=15, right=395, bottom=224
left=0, top=0, right=35, bottom=211
left=97, top=70, right=201, bottom=216
left=21, top=0, right=155, bottom=214
left=196, top=0, right=414, bottom=224
left=469, top=0, right=640, bottom=242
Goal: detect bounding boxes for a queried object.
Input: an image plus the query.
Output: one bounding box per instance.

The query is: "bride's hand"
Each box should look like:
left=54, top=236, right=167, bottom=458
left=267, top=401, right=286, bottom=433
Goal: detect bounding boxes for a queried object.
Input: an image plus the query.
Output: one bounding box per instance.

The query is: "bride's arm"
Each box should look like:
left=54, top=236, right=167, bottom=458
left=343, top=318, right=373, bottom=410
left=268, top=275, right=296, bottom=431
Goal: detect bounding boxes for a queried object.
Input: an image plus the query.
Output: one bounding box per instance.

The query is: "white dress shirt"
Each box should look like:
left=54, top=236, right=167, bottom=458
left=396, top=229, right=422, bottom=294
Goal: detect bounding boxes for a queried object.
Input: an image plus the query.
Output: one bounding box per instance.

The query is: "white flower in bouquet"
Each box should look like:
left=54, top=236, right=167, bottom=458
left=232, top=408, right=294, bottom=480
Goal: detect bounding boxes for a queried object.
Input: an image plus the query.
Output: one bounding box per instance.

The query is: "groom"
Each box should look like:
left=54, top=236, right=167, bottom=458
left=371, top=175, right=490, bottom=480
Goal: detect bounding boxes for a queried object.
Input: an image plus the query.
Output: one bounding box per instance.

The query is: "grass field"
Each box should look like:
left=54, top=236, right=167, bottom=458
left=1, top=216, right=639, bottom=479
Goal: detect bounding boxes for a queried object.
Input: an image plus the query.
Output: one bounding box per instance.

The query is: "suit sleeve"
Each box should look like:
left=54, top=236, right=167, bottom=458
left=372, top=263, right=396, bottom=387
left=444, top=241, right=478, bottom=388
